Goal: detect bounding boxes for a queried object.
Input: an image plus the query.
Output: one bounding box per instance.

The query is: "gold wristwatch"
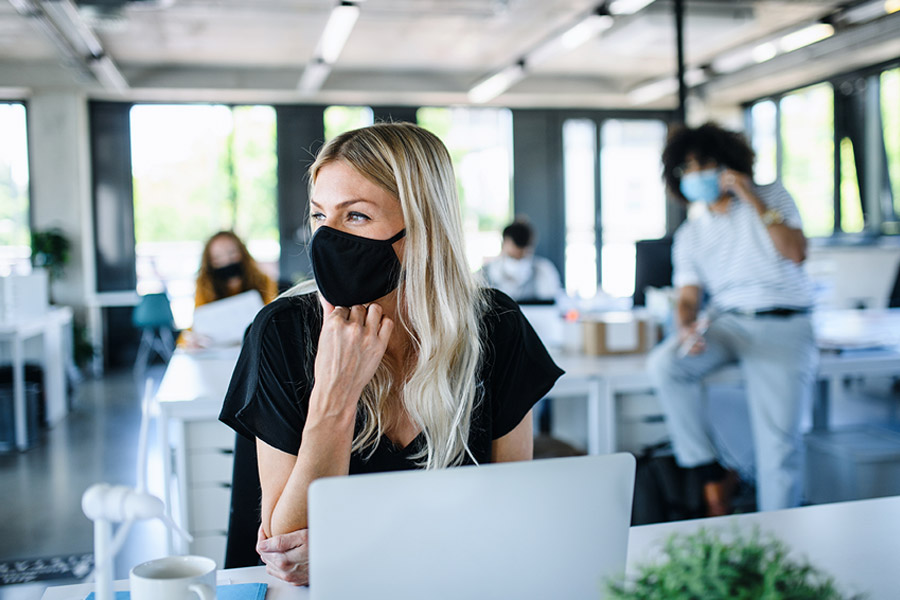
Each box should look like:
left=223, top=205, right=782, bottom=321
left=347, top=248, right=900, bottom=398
left=761, top=208, right=784, bottom=227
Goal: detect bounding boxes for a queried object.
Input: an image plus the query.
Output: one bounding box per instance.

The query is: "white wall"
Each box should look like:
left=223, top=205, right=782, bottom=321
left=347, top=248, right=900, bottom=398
left=27, top=90, right=95, bottom=311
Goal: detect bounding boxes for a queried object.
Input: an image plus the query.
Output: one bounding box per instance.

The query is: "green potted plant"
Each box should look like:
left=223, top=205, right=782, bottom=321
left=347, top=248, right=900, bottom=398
left=30, top=228, right=96, bottom=373
left=608, top=528, right=863, bottom=600
left=30, top=228, right=71, bottom=283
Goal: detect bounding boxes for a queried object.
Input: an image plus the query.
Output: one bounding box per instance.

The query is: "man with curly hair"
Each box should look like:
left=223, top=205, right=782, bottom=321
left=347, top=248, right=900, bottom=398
left=647, top=122, right=817, bottom=515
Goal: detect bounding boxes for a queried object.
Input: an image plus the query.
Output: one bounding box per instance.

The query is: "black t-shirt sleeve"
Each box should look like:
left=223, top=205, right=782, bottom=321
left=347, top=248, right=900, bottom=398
left=219, top=297, right=313, bottom=455
left=484, top=290, right=564, bottom=439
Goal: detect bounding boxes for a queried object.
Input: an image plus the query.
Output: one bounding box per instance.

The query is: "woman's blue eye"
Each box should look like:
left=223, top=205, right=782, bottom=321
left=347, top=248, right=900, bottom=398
left=348, top=212, right=370, bottom=222
left=310, top=212, right=325, bottom=221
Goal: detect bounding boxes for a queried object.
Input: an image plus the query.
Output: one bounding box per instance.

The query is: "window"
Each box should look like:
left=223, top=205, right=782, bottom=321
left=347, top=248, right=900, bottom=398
left=750, top=100, right=777, bottom=185
left=780, top=82, right=835, bottom=237
left=324, top=106, right=374, bottom=142
left=0, top=103, right=30, bottom=275
left=883, top=67, right=900, bottom=224
left=839, top=137, right=864, bottom=233
left=130, top=104, right=278, bottom=329
left=417, top=107, right=514, bottom=271
left=563, top=119, right=598, bottom=299
left=599, top=119, right=667, bottom=298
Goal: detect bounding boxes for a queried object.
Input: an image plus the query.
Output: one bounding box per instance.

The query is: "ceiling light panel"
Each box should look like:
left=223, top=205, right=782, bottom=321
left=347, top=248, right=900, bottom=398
left=317, top=1, right=360, bottom=64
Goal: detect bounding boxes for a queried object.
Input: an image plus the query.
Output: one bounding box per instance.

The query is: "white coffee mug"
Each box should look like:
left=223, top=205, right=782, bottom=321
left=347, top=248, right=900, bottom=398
left=129, top=555, right=217, bottom=600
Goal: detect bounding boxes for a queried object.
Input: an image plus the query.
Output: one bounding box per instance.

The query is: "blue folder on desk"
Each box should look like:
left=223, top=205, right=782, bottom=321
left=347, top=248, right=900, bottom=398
left=85, top=582, right=266, bottom=600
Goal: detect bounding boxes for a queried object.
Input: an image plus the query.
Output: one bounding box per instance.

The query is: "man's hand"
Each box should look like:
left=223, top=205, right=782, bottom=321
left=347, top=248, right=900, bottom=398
left=257, top=526, right=310, bottom=586
left=678, top=318, right=708, bottom=357
left=719, top=168, right=756, bottom=206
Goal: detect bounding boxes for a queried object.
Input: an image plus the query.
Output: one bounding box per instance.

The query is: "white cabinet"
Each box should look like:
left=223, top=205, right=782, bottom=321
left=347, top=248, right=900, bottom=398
left=156, top=350, right=241, bottom=567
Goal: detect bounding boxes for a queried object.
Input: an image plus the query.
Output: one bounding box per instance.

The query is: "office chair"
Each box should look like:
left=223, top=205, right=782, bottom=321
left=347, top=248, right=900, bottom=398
left=131, top=292, right=175, bottom=373
left=889, top=262, right=900, bottom=395
left=224, top=433, right=263, bottom=568
left=633, top=237, right=674, bottom=307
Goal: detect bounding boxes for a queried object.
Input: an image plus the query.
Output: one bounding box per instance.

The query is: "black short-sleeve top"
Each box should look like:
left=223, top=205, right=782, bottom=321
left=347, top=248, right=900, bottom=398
left=219, top=288, right=563, bottom=473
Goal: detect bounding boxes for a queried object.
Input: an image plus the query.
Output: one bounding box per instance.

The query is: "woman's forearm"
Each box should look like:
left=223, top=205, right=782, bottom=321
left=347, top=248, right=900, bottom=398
left=268, top=417, right=355, bottom=536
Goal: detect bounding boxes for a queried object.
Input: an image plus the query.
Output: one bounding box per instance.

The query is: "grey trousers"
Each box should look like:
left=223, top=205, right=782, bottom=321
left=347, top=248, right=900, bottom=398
left=646, top=312, right=818, bottom=511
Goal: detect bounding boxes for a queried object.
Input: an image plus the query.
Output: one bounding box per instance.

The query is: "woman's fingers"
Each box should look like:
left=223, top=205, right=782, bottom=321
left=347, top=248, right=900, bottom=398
left=365, top=303, right=383, bottom=330
left=378, top=316, right=394, bottom=345
left=349, top=304, right=367, bottom=325
left=313, top=301, right=392, bottom=401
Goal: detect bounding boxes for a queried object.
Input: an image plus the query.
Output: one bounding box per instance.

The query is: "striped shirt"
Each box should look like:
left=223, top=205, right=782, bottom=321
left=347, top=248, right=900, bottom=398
left=671, top=181, right=813, bottom=312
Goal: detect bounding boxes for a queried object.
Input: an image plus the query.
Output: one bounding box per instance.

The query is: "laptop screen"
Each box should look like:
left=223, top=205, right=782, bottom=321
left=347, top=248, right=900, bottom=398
left=308, top=453, right=635, bottom=600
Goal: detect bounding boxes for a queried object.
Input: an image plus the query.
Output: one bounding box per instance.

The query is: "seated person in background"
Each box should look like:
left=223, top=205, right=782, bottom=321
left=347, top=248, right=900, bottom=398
left=180, top=231, right=278, bottom=348
left=647, top=122, right=816, bottom=517
left=480, top=219, right=562, bottom=302
left=481, top=219, right=563, bottom=435
left=195, top=230, right=277, bottom=307
left=219, top=123, right=563, bottom=585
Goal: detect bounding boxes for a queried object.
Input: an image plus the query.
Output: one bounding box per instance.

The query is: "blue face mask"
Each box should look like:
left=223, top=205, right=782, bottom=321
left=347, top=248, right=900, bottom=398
left=679, top=168, right=721, bottom=204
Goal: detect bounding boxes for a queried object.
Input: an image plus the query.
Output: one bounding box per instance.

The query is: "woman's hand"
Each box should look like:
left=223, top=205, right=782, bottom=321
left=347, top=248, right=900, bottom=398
left=180, top=330, right=211, bottom=351
left=257, top=525, right=309, bottom=586
left=309, top=296, right=394, bottom=423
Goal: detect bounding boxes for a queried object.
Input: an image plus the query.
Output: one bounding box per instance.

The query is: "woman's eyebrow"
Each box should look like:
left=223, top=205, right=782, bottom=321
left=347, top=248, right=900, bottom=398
left=309, top=198, right=377, bottom=210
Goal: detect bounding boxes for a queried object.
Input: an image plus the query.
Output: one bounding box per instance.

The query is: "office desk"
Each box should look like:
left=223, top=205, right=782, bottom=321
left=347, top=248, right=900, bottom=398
left=627, top=495, right=900, bottom=600
left=550, top=308, right=900, bottom=455
left=0, top=306, right=73, bottom=450
left=43, top=495, right=900, bottom=600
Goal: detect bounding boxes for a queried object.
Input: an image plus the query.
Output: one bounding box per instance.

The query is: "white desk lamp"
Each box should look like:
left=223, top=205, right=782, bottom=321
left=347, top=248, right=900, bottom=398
left=81, top=379, right=193, bottom=600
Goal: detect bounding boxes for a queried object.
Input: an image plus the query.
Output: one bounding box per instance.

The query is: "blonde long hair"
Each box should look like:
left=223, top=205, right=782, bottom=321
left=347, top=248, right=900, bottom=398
left=307, top=122, right=487, bottom=469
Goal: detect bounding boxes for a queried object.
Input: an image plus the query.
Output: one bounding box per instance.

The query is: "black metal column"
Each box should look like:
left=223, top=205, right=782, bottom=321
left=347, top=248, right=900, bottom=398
left=674, top=0, right=687, bottom=124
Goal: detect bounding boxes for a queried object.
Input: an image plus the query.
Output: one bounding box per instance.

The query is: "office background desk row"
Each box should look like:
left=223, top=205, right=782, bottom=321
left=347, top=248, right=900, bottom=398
left=154, top=308, right=900, bottom=565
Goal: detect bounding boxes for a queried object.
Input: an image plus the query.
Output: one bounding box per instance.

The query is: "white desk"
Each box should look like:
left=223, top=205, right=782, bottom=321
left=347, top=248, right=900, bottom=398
left=0, top=306, right=73, bottom=450
left=550, top=308, right=900, bottom=455
left=155, top=348, right=241, bottom=561
left=627, top=495, right=900, bottom=600
left=42, top=495, right=900, bottom=600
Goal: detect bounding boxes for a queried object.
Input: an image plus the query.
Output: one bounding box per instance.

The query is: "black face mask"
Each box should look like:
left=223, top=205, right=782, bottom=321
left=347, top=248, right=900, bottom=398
left=212, top=261, right=243, bottom=281
left=310, top=226, right=406, bottom=306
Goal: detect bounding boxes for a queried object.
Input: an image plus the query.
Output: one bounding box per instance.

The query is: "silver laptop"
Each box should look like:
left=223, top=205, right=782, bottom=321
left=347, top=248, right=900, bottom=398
left=308, top=453, right=636, bottom=600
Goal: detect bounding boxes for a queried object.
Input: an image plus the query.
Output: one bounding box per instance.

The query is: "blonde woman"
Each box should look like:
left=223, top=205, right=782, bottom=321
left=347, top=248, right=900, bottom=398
left=219, top=122, right=563, bottom=584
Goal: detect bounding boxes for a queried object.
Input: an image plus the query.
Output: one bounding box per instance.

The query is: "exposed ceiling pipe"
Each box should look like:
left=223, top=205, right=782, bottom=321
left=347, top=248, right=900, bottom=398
left=8, top=0, right=129, bottom=91
left=468, top=1, right=625, bottom=104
